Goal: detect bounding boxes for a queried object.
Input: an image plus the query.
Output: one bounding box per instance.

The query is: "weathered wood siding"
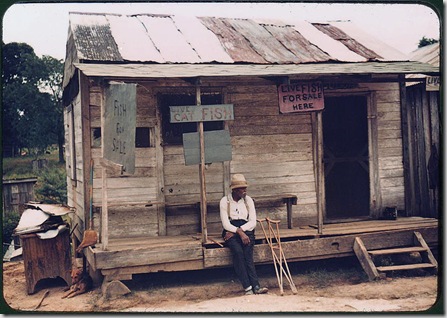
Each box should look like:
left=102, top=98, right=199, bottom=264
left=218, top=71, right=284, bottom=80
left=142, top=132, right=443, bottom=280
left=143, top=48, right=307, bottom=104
left=2, top=179, right=37, bottom=216
left=89, top=84, right=161, bottom=238
left=227, top=84, right=317, bottom=227
left=68, top=76, right=408, bottom=241
left=64, top=92, right=86, bottom=236
left=359, top=82, right=405, bottom=210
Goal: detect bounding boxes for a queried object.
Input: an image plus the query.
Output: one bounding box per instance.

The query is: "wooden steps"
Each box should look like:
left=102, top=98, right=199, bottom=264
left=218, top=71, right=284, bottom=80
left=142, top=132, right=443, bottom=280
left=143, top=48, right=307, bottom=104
left=354, top=231, right=438, bottom=281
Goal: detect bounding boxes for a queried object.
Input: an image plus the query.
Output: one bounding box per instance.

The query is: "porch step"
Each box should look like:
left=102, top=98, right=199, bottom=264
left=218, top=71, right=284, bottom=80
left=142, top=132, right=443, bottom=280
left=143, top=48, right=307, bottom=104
left=353, top=231, right=438, bottom=281
left=376, top=263, right=436, bottom=272
left=368, top=246, right=427, bottom=256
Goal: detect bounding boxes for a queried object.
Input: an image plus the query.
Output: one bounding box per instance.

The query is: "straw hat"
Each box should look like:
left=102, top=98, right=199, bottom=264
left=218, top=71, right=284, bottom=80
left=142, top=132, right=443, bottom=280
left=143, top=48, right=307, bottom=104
left=230, top=174, right=248, bottom=190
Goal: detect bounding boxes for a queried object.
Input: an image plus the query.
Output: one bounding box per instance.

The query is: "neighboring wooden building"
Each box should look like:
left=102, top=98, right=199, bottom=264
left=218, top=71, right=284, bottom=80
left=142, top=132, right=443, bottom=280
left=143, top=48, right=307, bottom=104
left=2, top=178, right=38, bottom=216
left=405, top=43, right=441, bottom=217
left=62, top=13, right=439, bottom=286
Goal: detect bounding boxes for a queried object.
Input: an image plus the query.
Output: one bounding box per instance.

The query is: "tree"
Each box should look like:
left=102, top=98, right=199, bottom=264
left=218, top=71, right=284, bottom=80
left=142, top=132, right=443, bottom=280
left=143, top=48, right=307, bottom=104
left=2, top=42, right=64, bottom=161
left=40, top=55, right=65, bottom=163
left=418, top=36, right=438, bottom=48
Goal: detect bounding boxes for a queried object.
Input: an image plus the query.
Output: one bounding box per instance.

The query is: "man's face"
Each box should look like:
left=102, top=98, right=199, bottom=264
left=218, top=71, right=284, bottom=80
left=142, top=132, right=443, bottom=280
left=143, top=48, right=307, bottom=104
left=234, top=187, right=247, bottom=199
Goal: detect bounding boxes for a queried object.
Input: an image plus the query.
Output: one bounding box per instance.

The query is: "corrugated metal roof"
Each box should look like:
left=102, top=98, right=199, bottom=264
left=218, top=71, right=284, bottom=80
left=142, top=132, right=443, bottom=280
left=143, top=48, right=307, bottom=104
left=408, top=42, right=439, bottom=67
left=73, top=61, right=439, bottom=79
left=68, top=12, right=408, bottom=64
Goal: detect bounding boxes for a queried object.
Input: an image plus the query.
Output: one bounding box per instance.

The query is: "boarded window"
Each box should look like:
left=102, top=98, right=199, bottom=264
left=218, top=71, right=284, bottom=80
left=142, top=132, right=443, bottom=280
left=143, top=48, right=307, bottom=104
left=160, top=93, right=223, bottom=145
left=91, top=127, right=152, bottom=148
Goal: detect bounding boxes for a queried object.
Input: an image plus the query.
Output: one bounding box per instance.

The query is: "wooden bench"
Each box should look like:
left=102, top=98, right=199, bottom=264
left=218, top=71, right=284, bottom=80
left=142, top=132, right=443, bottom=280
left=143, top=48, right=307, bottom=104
left=205, top=193, right=298, bottom=229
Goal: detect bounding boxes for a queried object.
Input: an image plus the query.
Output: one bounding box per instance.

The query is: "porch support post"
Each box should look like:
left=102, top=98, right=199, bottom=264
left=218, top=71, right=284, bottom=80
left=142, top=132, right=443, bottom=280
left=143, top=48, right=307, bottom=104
left=399, top=74, right=414, bottom=216
left=196, top=79, right=208, bottom=244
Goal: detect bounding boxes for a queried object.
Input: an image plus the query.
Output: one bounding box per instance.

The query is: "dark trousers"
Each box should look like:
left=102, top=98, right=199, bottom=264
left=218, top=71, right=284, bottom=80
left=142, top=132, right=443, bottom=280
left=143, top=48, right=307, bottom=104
left=223, top=221, right=260, bottom=289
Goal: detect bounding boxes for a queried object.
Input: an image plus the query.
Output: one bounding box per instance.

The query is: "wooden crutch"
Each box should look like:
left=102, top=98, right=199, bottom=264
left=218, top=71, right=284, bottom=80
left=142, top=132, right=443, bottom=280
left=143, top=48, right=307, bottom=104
left=258, top=218, right=283, bottom=295
left=266, top=218, right=298, bottom=295
left=258, top=218, right=297, bottom=295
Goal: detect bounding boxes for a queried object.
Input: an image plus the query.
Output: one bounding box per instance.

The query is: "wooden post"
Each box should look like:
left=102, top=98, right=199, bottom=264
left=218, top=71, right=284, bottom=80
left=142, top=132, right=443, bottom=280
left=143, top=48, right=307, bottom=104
left=399, top=75, right=414, bottom=216
left=101, top=167, right=108, bottom=250
left=196, top=81, right=208, bottom=244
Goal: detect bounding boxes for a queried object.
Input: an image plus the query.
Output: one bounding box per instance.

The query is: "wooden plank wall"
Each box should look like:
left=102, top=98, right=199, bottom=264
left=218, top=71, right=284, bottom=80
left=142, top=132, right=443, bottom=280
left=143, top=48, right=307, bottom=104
left=68, top=77, right=409, bottom=240
left=359, top=82, right=405, bottom=211
left=88, top=84, right=160, bottom=238
left=226, top=84, right=317, bottom=227
left=64, top=93, right=86, bottom=237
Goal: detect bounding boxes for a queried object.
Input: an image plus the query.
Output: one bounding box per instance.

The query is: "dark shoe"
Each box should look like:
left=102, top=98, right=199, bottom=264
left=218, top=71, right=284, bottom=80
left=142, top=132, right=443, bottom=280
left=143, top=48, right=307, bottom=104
left=253, top=285, right=268, bottom=294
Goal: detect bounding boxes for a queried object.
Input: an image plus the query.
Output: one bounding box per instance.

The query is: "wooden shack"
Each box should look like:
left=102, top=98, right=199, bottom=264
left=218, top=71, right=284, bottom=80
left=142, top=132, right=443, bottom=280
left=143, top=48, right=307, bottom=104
left=62, top=12, right=439, bottom=287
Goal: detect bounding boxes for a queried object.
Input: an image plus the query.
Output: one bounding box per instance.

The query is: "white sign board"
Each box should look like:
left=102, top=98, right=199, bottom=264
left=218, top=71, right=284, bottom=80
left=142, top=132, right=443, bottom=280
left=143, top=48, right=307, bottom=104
left=103, top=83, right=137, bottom=174
left=170, top=104, right=234, bottom=123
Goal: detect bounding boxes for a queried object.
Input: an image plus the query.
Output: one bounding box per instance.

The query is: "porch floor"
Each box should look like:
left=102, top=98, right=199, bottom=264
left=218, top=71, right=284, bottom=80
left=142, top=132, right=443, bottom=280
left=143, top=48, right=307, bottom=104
left=85, top=217, right=438, bottom=280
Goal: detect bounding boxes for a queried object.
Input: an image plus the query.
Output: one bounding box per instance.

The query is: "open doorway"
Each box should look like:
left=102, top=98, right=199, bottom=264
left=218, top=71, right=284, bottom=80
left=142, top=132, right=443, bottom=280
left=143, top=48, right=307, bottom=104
left=323, top=96, right=370, bottom=220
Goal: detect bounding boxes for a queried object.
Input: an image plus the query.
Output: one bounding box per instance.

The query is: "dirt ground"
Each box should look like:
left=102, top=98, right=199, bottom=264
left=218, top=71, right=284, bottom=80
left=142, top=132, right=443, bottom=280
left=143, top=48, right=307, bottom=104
left=2, top=257, right=440, bottom=314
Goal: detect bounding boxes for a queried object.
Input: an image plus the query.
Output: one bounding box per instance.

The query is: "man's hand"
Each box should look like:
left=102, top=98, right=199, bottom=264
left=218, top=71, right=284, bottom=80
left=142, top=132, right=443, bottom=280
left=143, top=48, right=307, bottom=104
left=224, top=231, right=235, bottom=241
left=236, top=227, right=250, bottom=245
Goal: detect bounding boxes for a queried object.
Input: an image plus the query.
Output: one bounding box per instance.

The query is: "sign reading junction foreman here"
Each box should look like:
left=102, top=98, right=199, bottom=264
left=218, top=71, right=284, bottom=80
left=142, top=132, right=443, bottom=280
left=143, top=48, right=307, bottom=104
left=278, top=82, right=324, bottom=113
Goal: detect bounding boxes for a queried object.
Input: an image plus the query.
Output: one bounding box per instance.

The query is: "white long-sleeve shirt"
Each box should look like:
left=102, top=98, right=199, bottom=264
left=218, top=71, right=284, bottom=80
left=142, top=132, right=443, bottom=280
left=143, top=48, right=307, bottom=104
left=219, top=194, right=257, bottom=233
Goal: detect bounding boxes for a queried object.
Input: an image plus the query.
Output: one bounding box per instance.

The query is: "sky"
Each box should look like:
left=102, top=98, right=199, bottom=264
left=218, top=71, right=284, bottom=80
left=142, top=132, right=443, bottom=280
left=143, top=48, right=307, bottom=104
left=1, top=1, right=441, bottom=60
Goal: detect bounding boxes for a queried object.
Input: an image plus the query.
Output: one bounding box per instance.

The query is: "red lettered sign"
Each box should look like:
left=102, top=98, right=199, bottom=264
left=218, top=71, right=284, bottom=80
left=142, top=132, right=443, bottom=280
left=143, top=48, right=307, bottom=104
left=278, top=82, right=324, bottom=113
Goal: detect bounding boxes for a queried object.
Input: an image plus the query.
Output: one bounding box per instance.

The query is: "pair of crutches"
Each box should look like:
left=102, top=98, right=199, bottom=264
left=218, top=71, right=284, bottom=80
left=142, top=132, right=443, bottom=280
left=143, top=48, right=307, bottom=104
left=258, top=218, right=297, bottom=295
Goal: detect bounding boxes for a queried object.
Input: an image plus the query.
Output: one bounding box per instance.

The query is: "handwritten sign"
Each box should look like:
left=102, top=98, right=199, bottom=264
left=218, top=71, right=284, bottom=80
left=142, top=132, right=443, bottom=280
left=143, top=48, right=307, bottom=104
left=170, top=104, right=234, bottom=123
left=278, top=82, right=324, bottom=113
left=103, top=83, right=136, bottom=174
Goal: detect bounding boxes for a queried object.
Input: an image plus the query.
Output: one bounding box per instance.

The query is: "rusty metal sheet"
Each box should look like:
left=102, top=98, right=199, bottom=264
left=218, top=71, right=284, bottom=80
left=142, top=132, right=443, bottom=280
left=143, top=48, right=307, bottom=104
left=312, top=23, right=382, bottom=61
left=199, top=17, right=267, bottom=63
left=292, top=21, right=365, bottom=62
left=224, top=18, right=298, bottom=63
left=329, top=21, right=407, bottom=61
left=171, top=15, right=233, bottom=63
left=137, top=15, right=201, bottom=63
left=264, top=24, right=331, bottom=63
left=70, top=13, right=122, bottom=61
left=106, top=14, right=164, bottom=63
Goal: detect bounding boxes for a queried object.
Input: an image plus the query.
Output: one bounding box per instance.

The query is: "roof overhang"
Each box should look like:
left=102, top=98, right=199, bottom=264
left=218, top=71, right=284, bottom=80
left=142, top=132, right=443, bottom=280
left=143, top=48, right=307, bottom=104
left=70, top=61, right=439, bottom=85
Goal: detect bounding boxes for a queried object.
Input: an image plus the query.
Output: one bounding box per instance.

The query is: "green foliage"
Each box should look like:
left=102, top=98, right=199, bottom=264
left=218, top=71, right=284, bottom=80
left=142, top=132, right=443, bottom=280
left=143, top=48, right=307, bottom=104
left=2, top=42, right=64, bottom=160
left=34, top=167, right=67, bottom=204
left=3, top=213, right=20, bottom=255
left=418, top=36, right=439, bottom=48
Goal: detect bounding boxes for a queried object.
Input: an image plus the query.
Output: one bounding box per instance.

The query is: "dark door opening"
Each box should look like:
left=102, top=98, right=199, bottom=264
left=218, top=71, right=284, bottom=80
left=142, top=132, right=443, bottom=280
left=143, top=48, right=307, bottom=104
left=323, top=96, right=370, bottom=219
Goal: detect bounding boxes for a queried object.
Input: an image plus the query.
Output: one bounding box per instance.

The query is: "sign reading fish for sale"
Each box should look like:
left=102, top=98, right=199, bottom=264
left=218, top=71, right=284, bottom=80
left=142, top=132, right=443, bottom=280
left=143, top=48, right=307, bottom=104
left=278, top=82, right=324, bottom=113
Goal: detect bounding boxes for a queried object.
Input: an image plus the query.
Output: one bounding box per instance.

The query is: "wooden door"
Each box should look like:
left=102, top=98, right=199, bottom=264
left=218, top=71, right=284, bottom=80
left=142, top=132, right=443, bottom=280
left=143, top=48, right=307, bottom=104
left=323, top=96, right=370, bottom=219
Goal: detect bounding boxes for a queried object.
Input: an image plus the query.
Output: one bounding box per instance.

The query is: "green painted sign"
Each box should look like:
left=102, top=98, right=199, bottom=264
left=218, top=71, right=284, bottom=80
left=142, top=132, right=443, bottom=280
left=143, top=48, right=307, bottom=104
left=103, top=83, right=136, bottom=174
left=183, top=130, right=232, bottom=166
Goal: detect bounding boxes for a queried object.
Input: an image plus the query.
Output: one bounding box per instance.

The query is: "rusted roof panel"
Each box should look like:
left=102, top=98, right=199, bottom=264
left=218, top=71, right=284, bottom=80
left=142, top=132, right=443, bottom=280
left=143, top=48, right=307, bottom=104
left=328, top=21, right=407, bottom=61
left=67, top=12, right=411, bottom=65
left=223, top=18, right=298, bottom=63
left=198, top=17, right=267, bottom=63
left=70, top=13, right=122, bottom=61
left=291, top=21, right=366, bottom=62
left=171, top=15, right=233, bottom=63
left=263, top=24, right=332, bottom=63
left=312, top=23, right=382, bottom=60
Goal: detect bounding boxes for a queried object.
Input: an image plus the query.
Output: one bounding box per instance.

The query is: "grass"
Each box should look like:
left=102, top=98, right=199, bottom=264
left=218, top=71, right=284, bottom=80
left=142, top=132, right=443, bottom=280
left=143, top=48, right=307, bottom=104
left=3, top=150, right=64, bottom=180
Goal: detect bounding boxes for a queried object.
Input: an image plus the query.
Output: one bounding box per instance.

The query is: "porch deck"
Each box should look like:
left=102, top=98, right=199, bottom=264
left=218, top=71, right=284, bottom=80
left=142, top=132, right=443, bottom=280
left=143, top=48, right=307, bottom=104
left=85, top=217, right=439, bottom=281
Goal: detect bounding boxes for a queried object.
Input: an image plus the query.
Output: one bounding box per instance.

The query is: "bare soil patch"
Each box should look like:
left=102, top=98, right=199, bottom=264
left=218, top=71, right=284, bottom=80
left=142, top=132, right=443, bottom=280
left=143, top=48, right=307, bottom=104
left=2, top=257, right=440, bottom=313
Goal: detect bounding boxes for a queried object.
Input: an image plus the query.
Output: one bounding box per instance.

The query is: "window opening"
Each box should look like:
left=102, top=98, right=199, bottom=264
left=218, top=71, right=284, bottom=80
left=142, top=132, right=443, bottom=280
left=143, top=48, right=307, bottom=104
left=160, top=93, right=224, bottom=145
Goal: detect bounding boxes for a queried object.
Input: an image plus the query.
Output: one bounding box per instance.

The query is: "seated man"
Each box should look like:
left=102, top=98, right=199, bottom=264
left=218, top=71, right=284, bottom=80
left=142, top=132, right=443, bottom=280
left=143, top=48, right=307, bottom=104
left=219, top=174, right=268, bottom=295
